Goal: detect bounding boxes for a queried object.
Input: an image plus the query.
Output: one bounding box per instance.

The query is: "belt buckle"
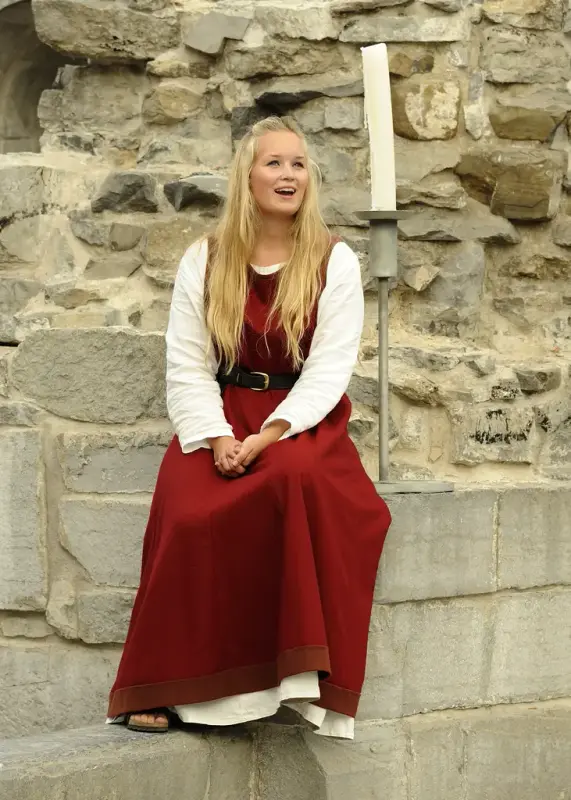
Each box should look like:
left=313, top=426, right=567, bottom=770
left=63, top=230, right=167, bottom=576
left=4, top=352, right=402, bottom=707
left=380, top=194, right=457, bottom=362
left=251, top=371, right=270, bottom=391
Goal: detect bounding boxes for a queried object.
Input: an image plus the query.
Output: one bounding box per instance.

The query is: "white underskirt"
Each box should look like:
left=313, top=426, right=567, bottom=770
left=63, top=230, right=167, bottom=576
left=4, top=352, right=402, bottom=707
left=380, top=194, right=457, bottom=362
left=106, top=671, right=354, bottom=739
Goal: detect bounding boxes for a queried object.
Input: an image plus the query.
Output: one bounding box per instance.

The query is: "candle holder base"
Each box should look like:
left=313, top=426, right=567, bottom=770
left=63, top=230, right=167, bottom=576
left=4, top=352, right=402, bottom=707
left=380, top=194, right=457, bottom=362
left=375, top=480, right=455, bottom=495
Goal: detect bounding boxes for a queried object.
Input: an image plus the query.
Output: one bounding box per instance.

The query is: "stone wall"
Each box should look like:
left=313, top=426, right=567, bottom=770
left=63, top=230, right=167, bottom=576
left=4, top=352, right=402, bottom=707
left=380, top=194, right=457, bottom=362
left=2, top=0, right=571, bottom=752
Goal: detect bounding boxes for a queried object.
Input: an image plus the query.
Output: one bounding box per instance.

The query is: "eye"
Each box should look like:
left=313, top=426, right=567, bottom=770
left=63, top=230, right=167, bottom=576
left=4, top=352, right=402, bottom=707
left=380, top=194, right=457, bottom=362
left=267, top=160, right=280, bottom=166
left=294, top=161, right=305, bottom=168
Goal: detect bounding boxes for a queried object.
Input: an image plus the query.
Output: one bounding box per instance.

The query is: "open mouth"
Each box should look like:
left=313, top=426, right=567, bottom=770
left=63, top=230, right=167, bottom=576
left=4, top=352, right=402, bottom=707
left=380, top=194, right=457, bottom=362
left=275, top=188, right=296, bottom=197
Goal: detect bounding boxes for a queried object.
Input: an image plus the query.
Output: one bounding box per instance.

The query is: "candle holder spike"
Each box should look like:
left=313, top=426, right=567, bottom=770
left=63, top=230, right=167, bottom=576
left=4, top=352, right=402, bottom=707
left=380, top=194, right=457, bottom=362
left=357, top=210, right=454, bottom=496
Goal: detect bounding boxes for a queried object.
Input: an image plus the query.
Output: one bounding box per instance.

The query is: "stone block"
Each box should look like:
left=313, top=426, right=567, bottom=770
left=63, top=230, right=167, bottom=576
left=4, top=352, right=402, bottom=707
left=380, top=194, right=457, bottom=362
left=0, top=348, right=11, bottom=396
left=340, top=12, right=471, bottom=43
left=255, top=6, right=339, bottom=40
left=0, top=725, right=216, bottom=799
left=77, top=587, right=136, bottom=644
left=0, top=615, right=53, bottom=638
left=541, top=418, right=571, bottom=480
left=0, top=430, right=47, bottom=611
left=46, top=578, right=78, bottom=639
left=398, top=199, right=520, bottom=244
left=32, top=0, right=180, bottom=61
left=59, top=495, right=150, bottom=587
left=0, top=276, right=43, bottom=342
left=142, top=217, right=204, bottom=287
left=143, top=78, right=206, bottom=125
left=0, top=642, right=118, bottom=738
left=84, top=252, right=142, bottom=279
left=332, top=0, right=410, bottom=10
left=448, top=404, right=537, bottom=465
left=360, top=597, right=490, bottom=719
left=225, top=38, right=346, bottom=81
left=164, top=175, right=228, bottom=211
left=57, top=428, right=171, bottom=493
left=514, top=364, right=561, bottom=393
left=489, top=89, right=571, bottom=142
left=0, top=401, right=42, bottom=427
left=0, top=164, right=43, bottom=219
left=405, top=720, right=464, bottom=800
left=481, top=28, right=570, bottom=83
left=482, top=0, right=564, bottom=30
left=498, top=488, right=571, bottom=590
left=456, top=148, right=564, bottom=221
left=91, top=171, right=159, bottom=213
left=12, top=328, right=167, bottom=423
left=392, top=79, right=460, bottom=140
left=377, top=490, right=496, bottom=603
left=488, top=590, right=571, bottom=703
left=147, top=47, right=211, bottom=79
left=182, top=10, right=252, bottom=55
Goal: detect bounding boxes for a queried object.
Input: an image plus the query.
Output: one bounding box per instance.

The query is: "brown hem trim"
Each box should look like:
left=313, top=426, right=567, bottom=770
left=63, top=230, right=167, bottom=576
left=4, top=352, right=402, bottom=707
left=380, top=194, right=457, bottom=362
left=108, top=645, right=331, bottom=718
left=315, top=682, right=360, bottom=718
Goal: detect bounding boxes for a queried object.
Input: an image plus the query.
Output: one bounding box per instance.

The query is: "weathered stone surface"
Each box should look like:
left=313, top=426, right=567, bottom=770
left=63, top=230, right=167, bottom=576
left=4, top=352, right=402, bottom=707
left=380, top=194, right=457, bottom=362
left=456, top=149, right=564, bottom=221
left=397, top=173, right=467, bottom=209
left=398, top=199, right=520, bottom=243
left=396, top=138, right=461, bottom=184
left=389, top=362, right=441, bottom=405
left=111, top=222, right=145, bottom=251
left=402, top=262, right=440, bottom=291
left=489, top=590, right=571, bottom=702
left=225, top=37, right=347, bottom=81
left=46, top=578, right=78, bottom=639
left=490, top=89, right=571, bottom=141
left=32, top=0, right=180, bottom=61
left=482, top=0, right=564, bottom=30
left=448, top=404, right=537, bottom=464
left=147, top=47, right=211, bottom=79
left=391, top=79, right=460, bottom=140
left=0, top=400, right=43, bottom=426
left=498, top=488, right=571, bottom=590
left=84, top=252, right=142, bottom=279
left=164, top=175, right=228, bottom=211
left=420, top=0, right=465, bottom=9
left=38, top=65, right=146, bottom=136
left=91, top=171, right=159, bottom=213
left=331, top=0, right=411, bottom=11
left=253, top=72, right=363, bottom=113
left=68, top=208, right=110, bottom=246
left=340, top=12, right=471, bottom=43
left=541, top=418, right=571, bottom=480
left=57, top=428, right=171, bottom=493
left=482, top=28, right=570, bottom=84
left=0, top=164, right=43, bottom=219
left=390, top=344, right=462, bottom=371
left=514, top=364, right=561, bottom=393
left=533, top=392, right=571, bottom=433
left=360, top=597, right=489, bottom=719
left=0, top=615, right=52, bottom=638
left=12, top=329, right=166, bottom=423
left=59, top=495, right=150, bottom=587
left=552, top=216, right=571, bottom=246
left=77, top=587, right=136, bottom=643
left=255, top=5, right=338, bottom=40
left=388, top=47, right=434, bottom=78
left=143, top=217, right=203, bottom=287
left=182, top=10, right=252, bottom=56
left=143, top=78, right=206, bottom=125
left=137, top=119, right=233, bottom=169
left=0, top=430, right=47, bottom=611
left=464, top=71, right=490, bottom=140
left=377, top=490, right=496, bottom=603
left=0, top=642, right=121, bottom=737
left=0, top=276, right=43, bottom=342
left=0, top=348, right=9, bottom=397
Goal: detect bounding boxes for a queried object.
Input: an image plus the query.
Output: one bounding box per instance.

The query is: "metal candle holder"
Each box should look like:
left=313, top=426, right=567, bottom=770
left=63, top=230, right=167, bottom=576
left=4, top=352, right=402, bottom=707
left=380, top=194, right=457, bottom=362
left=358, top=210, right=454, bottom=495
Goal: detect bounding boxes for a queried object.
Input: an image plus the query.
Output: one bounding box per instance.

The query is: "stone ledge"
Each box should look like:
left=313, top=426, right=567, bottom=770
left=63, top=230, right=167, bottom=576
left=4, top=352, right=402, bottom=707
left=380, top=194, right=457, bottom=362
left=3, top=699, right=571, bottom=800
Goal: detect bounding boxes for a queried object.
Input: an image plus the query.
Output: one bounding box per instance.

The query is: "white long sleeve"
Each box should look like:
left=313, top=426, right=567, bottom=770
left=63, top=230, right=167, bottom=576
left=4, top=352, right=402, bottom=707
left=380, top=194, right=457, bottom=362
left=165, top=238, right=234, bottom=453
left=260, top=241, right=364, bottom=438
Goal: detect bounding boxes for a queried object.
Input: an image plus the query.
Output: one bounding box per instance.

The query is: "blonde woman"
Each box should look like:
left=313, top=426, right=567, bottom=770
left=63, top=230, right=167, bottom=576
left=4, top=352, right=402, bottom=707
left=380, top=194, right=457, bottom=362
left=106, top=116, right=391, bottom=740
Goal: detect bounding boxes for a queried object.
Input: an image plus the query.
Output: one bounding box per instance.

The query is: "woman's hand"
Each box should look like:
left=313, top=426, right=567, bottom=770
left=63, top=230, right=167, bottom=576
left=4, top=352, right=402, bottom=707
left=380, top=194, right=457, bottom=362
left=231, top=420, right=291, bottom=470
left=208, top=436, right=245, bottom=478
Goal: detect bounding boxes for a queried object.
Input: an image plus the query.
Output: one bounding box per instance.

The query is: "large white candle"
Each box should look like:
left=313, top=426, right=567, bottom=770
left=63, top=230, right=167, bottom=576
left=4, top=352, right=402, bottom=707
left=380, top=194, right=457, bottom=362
left=362, top=43, right=396, bottom=211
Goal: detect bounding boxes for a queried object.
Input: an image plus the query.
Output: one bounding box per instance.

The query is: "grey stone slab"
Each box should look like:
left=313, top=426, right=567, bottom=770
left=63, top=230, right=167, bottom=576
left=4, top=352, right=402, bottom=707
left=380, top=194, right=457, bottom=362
left=0, top=430, right=47, bottom=611
left=340, top=12, right=471, bottom=42
left=0, top=642, right=120, bottom=738
left=498, top=487, right=571, bottom=589
left=59, top=495, right=150, bottom=587
left=488, top=590, right=571, bottom=704
left=378, top=490, right=496, bottom=603
left=77, top=587, right=136, bottom=644
left=360, top=597, right=490, bottom=720
left=12, top=329, right=166, bottom=423
left=56, top=428, right=171, bottom=493
left=405, top=719, right=465, bottom=800
left=0, top=725, right=211, bottom=799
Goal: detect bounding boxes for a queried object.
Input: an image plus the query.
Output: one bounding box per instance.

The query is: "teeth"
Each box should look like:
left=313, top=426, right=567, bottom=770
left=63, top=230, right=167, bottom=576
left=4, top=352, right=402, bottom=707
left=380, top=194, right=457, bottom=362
left=277, top=188, right=295, bottom=194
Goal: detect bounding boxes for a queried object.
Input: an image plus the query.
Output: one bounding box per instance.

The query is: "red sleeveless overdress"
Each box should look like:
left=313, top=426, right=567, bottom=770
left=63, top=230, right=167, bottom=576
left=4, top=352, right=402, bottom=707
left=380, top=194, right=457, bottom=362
left=107, top=248, right=392, bottom=720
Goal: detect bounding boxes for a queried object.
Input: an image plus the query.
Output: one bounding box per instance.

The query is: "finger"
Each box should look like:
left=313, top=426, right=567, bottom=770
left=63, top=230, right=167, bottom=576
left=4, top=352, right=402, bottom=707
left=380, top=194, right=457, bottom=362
left=232, top=446, right=251, bottom=468
left=241, top=448, right=260, bottom=468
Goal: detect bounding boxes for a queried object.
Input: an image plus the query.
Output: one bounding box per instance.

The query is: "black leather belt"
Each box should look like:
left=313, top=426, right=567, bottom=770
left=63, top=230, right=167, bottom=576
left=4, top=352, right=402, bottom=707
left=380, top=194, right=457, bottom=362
left=217, top=365, right=299, bottom=391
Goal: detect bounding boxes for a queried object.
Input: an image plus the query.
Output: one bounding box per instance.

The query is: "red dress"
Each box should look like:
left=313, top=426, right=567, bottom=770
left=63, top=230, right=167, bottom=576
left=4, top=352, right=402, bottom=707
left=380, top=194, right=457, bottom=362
left=107, top=249, right=391, bottom=722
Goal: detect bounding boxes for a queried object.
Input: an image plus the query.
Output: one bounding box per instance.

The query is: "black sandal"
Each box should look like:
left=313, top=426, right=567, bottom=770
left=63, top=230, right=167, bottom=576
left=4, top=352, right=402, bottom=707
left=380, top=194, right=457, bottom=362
left=126, top=707, right=171, bottom=733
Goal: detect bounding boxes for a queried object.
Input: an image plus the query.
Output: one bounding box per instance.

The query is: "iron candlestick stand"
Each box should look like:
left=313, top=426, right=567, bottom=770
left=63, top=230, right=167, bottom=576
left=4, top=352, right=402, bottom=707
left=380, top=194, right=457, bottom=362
left=358, top=210, right=454, bottom=496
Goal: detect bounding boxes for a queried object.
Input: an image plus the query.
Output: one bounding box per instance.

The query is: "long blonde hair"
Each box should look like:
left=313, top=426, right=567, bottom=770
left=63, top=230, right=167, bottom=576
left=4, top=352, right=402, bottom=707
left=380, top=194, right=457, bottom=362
left=205, top=116, right=330, bottom=371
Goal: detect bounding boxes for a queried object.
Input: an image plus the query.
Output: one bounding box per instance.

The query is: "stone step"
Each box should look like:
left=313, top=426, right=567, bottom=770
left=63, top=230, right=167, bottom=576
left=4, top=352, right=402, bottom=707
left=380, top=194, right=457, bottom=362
left=3, top=699, right=571, bottom=799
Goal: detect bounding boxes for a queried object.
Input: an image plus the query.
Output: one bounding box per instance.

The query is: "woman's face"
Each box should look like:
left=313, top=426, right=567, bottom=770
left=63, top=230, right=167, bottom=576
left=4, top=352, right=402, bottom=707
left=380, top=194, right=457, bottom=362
left=249, top=131, right=309, bottom=218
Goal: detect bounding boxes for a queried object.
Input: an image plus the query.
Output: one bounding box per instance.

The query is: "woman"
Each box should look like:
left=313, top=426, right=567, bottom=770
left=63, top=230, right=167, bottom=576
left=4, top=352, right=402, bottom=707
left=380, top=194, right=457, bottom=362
left=106, top=116, right=391, bottom=740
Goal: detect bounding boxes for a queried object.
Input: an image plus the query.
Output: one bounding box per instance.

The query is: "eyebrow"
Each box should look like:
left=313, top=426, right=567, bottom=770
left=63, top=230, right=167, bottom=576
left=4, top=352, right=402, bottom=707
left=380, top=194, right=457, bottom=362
left=267, top=154, right=306, bottom=159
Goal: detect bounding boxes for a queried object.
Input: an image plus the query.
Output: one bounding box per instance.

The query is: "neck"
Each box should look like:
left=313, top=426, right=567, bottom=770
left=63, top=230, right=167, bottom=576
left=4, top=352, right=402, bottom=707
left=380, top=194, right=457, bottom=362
left=257, top=214, right=293, bottom=245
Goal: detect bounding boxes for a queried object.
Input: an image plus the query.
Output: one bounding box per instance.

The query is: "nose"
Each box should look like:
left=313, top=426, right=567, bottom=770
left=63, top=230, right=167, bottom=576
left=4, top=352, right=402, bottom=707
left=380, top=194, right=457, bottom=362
left=281, top=163, right=295, bottom=180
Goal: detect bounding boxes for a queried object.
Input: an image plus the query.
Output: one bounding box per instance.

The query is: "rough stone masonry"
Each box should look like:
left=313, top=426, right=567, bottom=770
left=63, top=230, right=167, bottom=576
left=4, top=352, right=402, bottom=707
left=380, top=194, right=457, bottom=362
left=1, top=3, right=571, bottom=792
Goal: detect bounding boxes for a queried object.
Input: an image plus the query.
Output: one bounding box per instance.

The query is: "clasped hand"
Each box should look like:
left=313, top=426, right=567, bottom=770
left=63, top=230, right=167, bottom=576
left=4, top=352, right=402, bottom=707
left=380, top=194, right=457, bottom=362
left=209, top=421, right=290, bottom=478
